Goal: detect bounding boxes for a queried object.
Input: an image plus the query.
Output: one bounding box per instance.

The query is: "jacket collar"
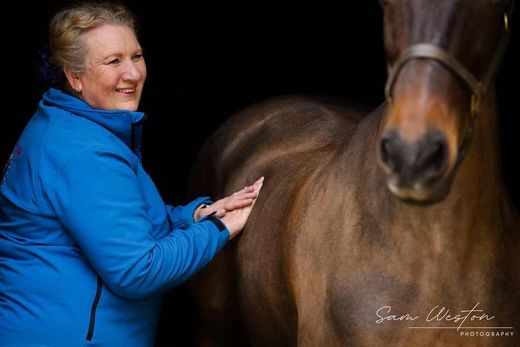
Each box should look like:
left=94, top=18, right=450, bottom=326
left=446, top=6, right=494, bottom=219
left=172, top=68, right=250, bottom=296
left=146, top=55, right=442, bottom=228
left=42, top=88, right=146, bottom=157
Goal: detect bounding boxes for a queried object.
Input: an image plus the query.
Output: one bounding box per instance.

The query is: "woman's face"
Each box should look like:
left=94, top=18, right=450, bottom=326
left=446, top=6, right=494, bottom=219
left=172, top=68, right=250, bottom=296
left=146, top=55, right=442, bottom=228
left=71, top=24, right=147, bottom=111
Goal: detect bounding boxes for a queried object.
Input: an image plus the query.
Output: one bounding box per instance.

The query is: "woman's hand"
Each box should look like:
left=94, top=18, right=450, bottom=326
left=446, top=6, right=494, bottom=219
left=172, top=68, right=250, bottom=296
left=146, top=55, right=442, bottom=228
left=195, top=177, right=264, bottom=239
left=194, top=177, right=263, bottom=221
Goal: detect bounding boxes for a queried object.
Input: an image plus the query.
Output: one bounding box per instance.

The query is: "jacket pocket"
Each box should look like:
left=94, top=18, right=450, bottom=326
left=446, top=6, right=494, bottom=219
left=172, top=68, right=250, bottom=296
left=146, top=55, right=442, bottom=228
left=86, top=275, right=102, bottom=341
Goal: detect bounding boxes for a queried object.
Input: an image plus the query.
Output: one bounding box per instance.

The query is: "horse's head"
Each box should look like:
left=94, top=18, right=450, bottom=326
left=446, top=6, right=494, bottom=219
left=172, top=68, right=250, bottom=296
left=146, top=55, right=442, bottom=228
left=377, top=0, right=513, bottom=203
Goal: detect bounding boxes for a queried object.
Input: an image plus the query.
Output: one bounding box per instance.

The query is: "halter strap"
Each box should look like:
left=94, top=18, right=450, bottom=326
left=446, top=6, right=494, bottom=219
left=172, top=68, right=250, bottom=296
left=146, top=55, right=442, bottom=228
left=385, top=43, right=482, bottom=103
left=385, top=1, right=513, bottom=108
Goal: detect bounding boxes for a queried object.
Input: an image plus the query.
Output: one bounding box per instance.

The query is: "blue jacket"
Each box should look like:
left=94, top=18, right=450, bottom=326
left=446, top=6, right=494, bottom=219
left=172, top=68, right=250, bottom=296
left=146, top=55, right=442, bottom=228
left=0, top=88, right=229, bottom=346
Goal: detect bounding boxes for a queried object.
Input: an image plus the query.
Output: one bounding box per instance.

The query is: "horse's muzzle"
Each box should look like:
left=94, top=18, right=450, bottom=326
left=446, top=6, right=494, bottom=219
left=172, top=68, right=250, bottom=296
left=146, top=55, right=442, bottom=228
left=378, top=128, right=450, bottom=203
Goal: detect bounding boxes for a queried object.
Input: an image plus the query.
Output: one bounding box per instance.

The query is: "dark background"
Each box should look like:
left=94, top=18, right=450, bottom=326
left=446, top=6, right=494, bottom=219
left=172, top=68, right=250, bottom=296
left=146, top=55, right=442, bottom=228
left=1, top=1, right=518, bottom=345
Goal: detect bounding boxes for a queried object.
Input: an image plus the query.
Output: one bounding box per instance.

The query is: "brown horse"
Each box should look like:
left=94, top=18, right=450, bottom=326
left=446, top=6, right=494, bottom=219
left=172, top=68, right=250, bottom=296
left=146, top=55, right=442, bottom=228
left=188, top=0, right=519, bottom=345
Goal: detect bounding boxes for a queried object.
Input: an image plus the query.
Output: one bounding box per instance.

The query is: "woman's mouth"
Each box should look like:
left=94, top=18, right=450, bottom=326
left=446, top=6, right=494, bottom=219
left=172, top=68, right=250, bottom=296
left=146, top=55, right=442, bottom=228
left=116, top=88, right=136, bottom=94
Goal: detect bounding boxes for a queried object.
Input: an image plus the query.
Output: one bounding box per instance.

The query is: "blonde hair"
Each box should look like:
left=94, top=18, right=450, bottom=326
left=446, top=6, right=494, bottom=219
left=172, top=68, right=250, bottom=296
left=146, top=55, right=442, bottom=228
left=49, top=1, right=136, bottom=75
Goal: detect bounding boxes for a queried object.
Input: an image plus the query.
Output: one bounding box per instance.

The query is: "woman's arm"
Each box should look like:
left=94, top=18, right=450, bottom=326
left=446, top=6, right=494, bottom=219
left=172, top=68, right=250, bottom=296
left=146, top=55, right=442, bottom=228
left=46, top=148, right=231, bottom=299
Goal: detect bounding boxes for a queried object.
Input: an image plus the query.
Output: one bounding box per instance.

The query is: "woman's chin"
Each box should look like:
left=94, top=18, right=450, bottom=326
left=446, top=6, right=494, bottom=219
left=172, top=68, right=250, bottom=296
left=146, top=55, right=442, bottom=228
left=115, top=100, right=139, bottom=112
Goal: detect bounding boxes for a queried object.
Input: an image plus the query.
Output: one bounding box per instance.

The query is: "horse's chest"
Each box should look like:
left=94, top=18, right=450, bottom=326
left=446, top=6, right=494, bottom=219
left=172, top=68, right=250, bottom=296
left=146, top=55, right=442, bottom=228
left=324, top=262, right=515, bottom=346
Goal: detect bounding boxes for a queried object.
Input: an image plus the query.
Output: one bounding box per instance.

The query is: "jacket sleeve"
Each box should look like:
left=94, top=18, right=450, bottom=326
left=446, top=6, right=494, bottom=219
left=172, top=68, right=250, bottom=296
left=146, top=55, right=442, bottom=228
left=166, top=196, right=212, bottom=229
left=46, top=148, right=229, bottom=299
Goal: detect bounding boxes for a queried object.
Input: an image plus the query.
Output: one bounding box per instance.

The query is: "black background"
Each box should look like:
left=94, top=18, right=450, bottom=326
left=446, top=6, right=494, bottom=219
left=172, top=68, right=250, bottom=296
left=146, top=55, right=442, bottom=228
left=1, top=1, right=518, bottom=345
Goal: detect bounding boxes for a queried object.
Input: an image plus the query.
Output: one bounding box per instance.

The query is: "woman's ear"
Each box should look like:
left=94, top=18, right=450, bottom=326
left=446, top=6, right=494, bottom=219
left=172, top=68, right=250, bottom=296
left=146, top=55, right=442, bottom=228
left=63, top=66, right=82, bottom=93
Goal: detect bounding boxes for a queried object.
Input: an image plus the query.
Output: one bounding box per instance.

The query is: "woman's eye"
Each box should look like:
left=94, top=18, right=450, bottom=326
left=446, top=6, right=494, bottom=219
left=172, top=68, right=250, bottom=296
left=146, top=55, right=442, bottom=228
left=132, top=54, right=143, bottom=61
left=107, top=58, right=120, bottom=65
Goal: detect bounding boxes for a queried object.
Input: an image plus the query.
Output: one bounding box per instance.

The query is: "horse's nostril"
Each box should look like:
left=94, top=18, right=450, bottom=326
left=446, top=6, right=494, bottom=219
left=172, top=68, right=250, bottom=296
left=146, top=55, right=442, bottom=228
left=380, top=139, right=392, bottom=168
left=415, top=132, right=448, bottom=179
left=379, top=131, right=401, bottom=172
left=379, top=129, right=448, bottom=185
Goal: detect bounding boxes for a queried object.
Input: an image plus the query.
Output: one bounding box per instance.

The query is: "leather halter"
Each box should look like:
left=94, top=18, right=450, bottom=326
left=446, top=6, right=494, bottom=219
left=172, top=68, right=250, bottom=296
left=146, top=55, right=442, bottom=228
left=384, top=1, right=514, bottom=165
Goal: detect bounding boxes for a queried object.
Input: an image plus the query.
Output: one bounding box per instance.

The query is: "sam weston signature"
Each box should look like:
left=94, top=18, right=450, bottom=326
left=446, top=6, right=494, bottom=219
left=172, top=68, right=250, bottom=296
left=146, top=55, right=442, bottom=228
left=375, top=303, right=504, bottom=331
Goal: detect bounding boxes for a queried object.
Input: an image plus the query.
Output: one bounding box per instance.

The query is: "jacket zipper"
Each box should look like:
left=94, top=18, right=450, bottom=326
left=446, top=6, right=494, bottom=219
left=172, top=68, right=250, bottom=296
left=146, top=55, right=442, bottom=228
left=86, top=275, right=102, bottom=341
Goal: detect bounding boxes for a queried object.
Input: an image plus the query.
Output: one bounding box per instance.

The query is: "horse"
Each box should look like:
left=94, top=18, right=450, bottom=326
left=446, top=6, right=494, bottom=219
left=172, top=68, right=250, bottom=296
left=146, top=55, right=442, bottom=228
left=187, top=0, right=519, bottom=345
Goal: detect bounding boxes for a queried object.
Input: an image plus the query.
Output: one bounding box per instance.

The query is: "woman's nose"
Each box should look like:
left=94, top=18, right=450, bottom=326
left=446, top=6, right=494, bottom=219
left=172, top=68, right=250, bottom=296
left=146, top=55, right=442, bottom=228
left=121, top=61, right=143, bottom=81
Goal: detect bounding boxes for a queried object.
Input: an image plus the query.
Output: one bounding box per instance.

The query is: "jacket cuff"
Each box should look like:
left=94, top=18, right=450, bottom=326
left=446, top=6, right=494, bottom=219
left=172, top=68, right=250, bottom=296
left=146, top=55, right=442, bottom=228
left=198, top=214, right=230, bottom=242
left=206, top=215, right=227, bottom=232
left=184, top=196, right=213, bottom=224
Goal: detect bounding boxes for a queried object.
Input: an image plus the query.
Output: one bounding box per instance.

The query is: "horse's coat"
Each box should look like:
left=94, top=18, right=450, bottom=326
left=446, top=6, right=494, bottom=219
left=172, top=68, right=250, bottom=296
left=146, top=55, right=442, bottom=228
left=188, top=1, right=519, bottom=346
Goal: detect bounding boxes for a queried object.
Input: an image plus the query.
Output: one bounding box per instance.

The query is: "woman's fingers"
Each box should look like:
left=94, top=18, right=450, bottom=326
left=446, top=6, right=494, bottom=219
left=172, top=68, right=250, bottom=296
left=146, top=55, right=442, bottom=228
left=218, top=177, right=264, bottom=239
left=231, top=177, right=264, bottom=197
left=214, top=209, right=226, bottom=218
left=226, top=198, right=255, bottom=210
left=231, top=176, right=264, bottom=196
left=254, top=177, right=264, bottom=191
left=232, top=185, right=255, bottom=196
left=219, top=177, right=265, bottom=215
left=226, top=190, right=258, bottom=209
left=234, top=192, right=258, bottom=200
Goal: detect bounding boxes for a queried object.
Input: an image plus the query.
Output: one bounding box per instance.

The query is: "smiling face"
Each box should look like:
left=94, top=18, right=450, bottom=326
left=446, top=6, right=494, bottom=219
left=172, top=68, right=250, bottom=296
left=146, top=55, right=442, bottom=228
left=65, top=24, right=146, bottom=111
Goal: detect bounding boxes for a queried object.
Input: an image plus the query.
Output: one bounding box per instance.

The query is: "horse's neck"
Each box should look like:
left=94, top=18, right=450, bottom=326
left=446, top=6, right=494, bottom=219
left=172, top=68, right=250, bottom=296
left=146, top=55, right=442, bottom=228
left=433, top=91, right=504, bottom=226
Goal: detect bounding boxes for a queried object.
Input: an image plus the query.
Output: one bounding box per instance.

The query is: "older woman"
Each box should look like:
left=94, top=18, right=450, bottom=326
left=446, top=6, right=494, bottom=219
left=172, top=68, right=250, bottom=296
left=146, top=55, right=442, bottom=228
left=0, top=2, right=262, bottom=346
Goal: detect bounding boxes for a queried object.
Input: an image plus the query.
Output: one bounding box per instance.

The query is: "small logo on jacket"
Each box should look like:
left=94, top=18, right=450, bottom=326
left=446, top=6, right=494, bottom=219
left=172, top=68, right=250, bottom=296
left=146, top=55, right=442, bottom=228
left=14, top=145, right=22, bottom=158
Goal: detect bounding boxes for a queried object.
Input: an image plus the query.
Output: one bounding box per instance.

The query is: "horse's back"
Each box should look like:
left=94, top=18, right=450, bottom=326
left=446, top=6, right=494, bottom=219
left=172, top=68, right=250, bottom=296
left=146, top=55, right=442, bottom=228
left=189, top=95, right=367, bottom=197
left=188, top=95, right=369, bottom=346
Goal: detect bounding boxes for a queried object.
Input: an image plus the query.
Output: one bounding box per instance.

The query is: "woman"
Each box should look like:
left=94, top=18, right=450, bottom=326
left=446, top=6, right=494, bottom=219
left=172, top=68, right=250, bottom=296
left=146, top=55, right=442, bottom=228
left=0, top=2, right=262, bottom=346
